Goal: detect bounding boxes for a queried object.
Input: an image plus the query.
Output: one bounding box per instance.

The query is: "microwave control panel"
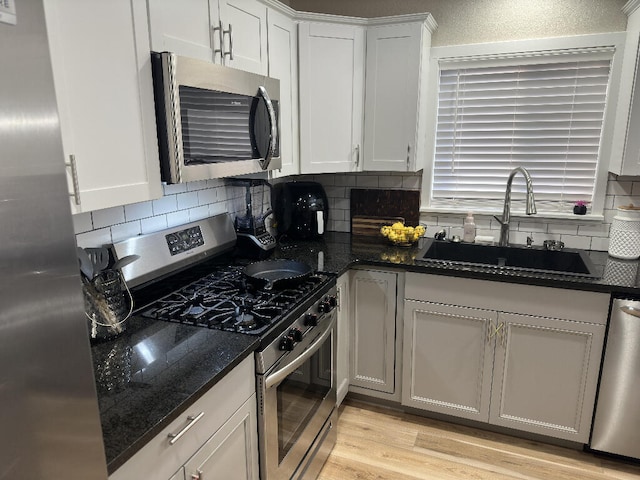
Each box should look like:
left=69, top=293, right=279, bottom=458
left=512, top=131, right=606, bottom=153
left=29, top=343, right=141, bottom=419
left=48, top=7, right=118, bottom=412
left=166, top=226, right=205, bottom=256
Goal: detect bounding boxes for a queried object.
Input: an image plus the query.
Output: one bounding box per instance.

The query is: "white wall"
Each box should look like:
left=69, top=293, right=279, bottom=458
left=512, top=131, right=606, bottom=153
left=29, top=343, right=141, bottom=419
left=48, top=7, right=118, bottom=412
left=290, top=0, right=627, bottom=47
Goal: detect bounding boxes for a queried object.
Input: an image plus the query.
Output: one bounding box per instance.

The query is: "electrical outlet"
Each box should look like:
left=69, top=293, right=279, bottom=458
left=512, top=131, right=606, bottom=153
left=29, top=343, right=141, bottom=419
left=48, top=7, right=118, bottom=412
left=0, top=0, right=17, bottom=26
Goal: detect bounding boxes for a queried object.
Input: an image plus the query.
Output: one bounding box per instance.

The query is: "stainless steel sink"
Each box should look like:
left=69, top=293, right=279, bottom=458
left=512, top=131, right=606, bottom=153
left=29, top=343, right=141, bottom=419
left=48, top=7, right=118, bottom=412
left=416, top=239, right=599, bottom=278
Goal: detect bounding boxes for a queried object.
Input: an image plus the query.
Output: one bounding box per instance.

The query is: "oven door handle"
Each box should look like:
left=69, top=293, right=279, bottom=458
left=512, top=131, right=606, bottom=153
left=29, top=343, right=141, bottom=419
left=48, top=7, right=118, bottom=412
left=265, top=314, right=335, bottom=390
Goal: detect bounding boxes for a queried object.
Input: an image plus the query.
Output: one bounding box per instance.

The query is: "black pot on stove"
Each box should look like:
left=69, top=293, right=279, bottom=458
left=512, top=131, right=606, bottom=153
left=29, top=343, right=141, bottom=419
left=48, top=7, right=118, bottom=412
left=273, top=181, right=329, bottom=239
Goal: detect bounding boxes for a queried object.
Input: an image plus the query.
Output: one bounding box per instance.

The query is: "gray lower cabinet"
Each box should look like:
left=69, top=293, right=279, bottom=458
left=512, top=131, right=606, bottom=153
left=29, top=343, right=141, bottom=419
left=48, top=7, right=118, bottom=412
left=110, top=356, right=258, bottom=480
left=336, top=272, right=350, bottom=406
left=489, top=312, right=605, bottom=441
left=402, top=301, right=496, bottom=423
left=349, top=269, right=398, bottom=396
left=182, top=395, right=259, bottom=480
left=402, top=273, right=608, bottom=443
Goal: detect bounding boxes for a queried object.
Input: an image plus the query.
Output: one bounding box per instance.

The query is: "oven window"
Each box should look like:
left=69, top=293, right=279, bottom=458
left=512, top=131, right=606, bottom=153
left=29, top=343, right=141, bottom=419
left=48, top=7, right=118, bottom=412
left=277, top=338, right=331, bottom=463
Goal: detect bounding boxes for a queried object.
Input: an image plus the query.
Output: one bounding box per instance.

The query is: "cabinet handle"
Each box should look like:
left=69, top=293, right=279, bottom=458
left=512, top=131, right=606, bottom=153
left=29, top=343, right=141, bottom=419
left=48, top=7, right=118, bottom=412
left=65, top=154, right=81, bottom=206
left=406, top=144, right=411, bottom=170
left=167, top=412, right=204, bottom=445
left=191, top=470, right=204, bottom=480
left=488, top=322, right=503, bottom=340
left=223, top=23, right=234, bottom=60
left=212, top=21, right=225, bottom=60
left=354, top=144, right=360, bottom=168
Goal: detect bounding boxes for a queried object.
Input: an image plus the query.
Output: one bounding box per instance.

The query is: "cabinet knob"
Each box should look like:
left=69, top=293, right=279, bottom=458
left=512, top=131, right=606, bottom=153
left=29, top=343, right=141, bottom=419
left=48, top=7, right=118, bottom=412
left=191, top=469, right=203, bottom=480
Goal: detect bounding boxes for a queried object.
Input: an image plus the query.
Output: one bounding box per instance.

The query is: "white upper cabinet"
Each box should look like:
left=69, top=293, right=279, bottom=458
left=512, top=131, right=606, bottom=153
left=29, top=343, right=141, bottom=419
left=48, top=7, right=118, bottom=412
left=609, top=2, right=640, bottom=175
left=267, top=7, right=300, bottom=178
left=363, top=16, right=435, bottom=172
left=298, top=20, right=366, bottom=173
left=147, top=0, right=218, bottom=62
left=44, top=0, right=162, bottom=214
left=297, top=14, right=436, bottom=174
left=147, top=0, right=268, bottom=75
left=217, top=0, right=269, bottom=75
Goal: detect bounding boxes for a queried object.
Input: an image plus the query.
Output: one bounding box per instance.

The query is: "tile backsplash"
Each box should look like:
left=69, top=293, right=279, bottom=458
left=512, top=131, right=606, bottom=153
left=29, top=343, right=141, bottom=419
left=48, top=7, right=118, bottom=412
left=74, top=180, right=229, bottom=247
left=74, top=172, right=640, bottom=253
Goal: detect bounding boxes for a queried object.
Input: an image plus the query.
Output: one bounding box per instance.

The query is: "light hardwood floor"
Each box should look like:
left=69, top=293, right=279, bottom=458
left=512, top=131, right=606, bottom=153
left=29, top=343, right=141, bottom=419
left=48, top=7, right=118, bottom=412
left=317, top=399, right=640, bottom=480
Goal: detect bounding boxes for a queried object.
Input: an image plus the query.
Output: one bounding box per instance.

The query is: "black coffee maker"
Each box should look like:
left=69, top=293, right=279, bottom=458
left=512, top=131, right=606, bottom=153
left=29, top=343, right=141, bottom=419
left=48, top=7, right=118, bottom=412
left=273, top=181, right=329, bottom=239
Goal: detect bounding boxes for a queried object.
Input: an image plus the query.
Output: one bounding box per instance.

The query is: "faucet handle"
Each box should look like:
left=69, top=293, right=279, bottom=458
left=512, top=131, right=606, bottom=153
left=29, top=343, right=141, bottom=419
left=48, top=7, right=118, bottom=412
left=493, top=215, right=505, bottom=226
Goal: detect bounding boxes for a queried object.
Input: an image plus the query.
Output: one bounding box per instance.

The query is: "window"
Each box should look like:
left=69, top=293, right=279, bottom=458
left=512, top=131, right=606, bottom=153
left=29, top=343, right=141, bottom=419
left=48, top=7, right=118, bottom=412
left=423, top=34, right=625, bottom=217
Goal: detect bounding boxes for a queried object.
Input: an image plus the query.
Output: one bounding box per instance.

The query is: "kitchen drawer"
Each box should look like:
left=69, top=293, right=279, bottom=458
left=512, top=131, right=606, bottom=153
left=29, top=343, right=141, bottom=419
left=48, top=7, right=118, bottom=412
left=110, top=355, right=255, bottom=480
left=405, top=273, right=609, bottom=325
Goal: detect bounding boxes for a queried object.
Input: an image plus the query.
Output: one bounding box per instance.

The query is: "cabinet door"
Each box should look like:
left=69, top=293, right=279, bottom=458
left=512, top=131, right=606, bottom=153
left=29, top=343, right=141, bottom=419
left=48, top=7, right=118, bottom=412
left=184, top=395, right=259, bottom=480
left=147, top=0, right=220, bottom=62
left=299, top=22, right=365, bottom=173
left=216, top=0, right=268, bottom=75
left=402, top=300, right=497, bottom=422
left=350, top=270, right=397, bottom=394
left=168, top=468, right=185, bottom=480
left=44, top=0, right=162, bottom=214
left=267, top=9, right=299, bottom=178
left=489, top=313, right=605, bottom=443
left=336, top=272, right=350, bottom=406
left=363, top=22, right=423, bottom=172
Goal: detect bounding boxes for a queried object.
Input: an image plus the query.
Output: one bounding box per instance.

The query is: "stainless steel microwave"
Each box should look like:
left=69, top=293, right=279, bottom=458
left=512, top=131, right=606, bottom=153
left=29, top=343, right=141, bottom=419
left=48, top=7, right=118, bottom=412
left=151, top=52, right=280, bottom=183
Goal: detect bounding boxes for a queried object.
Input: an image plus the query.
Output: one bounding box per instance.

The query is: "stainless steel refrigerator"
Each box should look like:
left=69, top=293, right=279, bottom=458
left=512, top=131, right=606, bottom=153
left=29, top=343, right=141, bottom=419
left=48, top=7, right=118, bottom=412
left=0, top=1, right=108, bottom=478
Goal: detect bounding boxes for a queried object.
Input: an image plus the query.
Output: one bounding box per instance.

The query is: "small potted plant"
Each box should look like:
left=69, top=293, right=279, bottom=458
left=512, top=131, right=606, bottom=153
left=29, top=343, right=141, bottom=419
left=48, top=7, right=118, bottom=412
left=573, top=201, right=588, bottom=215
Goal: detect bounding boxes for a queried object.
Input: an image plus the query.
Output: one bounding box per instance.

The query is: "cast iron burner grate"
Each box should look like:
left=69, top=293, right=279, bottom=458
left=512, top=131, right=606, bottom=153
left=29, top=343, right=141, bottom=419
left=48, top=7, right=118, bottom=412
left=139, top=265, right=329, bottom=335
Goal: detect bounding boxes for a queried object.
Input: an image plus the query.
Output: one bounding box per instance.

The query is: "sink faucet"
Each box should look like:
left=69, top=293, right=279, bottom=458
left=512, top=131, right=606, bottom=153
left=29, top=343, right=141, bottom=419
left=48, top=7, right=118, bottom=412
left=494, top=167, right=537, bottom=247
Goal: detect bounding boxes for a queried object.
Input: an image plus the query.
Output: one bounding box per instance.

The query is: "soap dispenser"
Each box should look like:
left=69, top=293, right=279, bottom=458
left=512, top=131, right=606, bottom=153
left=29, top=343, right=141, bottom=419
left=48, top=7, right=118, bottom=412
left=463, top=212, right=476, bottom=243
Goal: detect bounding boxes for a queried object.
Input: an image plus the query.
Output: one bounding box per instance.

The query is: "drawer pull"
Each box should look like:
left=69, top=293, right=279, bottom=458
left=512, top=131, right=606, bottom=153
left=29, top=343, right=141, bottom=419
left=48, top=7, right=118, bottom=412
left=167, top=412, right=205, bottom=445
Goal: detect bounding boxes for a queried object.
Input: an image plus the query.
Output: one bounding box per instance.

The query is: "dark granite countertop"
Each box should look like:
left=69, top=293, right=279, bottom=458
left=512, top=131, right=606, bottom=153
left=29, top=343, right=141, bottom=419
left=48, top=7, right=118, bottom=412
left=94, top=231, right=640, bottom=475
left=272, top=232, right=640, bottom=295
left=92, top=316, right=258, bottom=474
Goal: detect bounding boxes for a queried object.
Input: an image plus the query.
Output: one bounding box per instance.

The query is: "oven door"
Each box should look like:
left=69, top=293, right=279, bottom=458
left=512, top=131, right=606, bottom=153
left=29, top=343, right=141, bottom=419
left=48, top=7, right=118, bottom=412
left=258, top=313, right=336, bottom=480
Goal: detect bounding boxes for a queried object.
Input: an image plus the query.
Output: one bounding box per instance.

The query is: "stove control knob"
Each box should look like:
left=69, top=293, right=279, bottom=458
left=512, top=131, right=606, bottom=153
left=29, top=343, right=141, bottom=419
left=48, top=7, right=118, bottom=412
left=318, top=296, right=336, bottom=313
left=288, top=328, right=303, bottom=343
left=305, top=313, right=319, bottom=326
left=317, top=301, right=330, bottom=314
left=279, top=335, right=295, bottom=351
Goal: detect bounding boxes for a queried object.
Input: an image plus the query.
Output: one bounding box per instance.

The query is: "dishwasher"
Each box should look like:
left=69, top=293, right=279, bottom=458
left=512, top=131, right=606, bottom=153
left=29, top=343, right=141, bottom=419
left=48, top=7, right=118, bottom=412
left=590, top=297, right=640, bottom=460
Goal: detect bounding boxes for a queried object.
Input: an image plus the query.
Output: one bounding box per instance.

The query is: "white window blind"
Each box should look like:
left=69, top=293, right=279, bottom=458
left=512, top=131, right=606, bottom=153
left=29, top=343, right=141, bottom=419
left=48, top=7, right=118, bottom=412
left=432, top=54, right=612, bottom=213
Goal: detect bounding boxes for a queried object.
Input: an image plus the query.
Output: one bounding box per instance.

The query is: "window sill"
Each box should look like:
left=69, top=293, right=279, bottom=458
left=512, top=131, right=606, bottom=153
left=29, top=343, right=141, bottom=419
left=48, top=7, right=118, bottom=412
left=420, top=206, right=605, bottom=223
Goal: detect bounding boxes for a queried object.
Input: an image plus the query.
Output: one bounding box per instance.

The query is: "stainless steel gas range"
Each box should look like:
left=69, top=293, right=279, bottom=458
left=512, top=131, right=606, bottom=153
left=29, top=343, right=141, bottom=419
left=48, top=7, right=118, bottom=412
left=111, top=213, right=337, bottom=480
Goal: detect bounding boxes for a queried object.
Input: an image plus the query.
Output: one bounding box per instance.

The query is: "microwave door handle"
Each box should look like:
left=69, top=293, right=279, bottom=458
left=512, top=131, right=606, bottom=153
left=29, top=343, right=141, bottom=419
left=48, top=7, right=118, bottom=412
left=258, top=86, right=277, bottom=170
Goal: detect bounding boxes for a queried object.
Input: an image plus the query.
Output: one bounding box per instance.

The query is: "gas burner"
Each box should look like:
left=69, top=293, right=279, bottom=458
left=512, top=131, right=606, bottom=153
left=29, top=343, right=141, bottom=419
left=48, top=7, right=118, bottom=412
left=234, top=313, right=257, bottom=331
left=138, top=265, right=334, bottom=335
